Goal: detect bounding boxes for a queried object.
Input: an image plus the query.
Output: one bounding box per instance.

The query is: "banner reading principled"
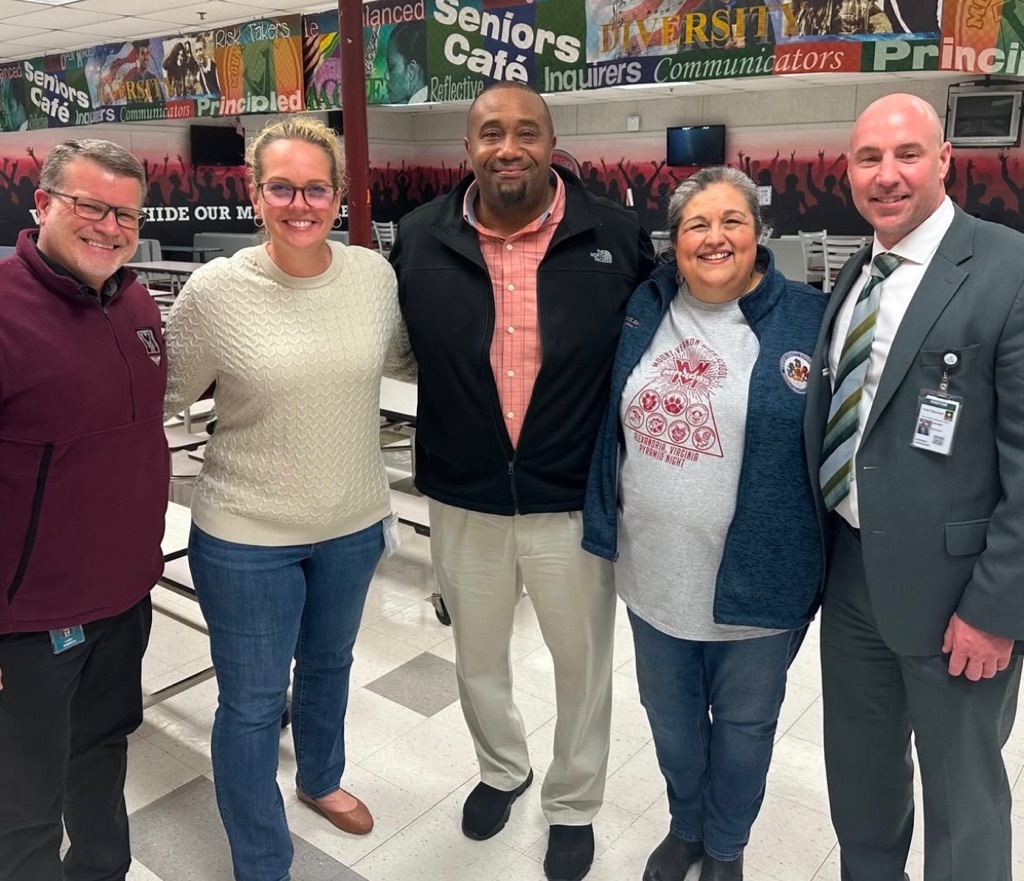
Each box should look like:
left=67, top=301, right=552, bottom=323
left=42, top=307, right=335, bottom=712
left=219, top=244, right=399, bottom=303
left=942, top=0, right=1024, bottom=75
left=0, top=15, right=303, bottom=132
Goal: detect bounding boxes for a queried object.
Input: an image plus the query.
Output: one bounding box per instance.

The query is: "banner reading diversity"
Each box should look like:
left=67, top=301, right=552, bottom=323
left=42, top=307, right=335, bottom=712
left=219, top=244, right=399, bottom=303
left=9, top=1, right=1024, bottom=129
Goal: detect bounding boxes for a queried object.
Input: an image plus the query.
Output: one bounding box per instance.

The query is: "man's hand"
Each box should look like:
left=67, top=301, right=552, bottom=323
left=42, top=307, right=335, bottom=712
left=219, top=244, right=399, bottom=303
left=942, top=613, right=1013, bottom=680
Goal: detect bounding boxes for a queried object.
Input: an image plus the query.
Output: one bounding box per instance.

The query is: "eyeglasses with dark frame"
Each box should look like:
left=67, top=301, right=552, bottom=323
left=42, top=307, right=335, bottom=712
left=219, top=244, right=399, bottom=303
left=256, top=182, right=339, bottom=208
left=46, top=190, right=147, bottom=230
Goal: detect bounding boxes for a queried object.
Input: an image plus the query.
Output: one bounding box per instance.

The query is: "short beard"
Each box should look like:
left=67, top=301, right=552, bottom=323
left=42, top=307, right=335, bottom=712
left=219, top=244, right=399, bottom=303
left=495, top=180, right=528, bottom=206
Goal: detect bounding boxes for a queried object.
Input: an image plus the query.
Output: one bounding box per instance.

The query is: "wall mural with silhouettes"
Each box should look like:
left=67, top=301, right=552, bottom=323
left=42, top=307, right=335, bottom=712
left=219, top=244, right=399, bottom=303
left=3, top=126, right=1024, bottom=246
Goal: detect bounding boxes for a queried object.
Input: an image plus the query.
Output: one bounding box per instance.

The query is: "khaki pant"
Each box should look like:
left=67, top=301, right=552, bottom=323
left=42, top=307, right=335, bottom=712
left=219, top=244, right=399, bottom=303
left=428, top=500, right=616, bottom=824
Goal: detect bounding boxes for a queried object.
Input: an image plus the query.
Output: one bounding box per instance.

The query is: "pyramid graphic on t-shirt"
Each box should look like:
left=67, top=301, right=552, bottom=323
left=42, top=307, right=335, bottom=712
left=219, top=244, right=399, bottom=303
left=624, top=337, right=726, bottom=462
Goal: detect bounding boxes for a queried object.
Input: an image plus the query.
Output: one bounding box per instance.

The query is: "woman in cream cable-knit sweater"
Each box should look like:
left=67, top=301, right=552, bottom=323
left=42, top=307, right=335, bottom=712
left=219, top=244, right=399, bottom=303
left=164, top=117, right=401, bottom=881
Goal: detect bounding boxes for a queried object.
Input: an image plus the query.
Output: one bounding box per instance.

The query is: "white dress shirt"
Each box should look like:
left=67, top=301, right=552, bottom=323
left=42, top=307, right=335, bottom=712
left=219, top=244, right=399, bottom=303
left=829, top=196, right=955, bottom=527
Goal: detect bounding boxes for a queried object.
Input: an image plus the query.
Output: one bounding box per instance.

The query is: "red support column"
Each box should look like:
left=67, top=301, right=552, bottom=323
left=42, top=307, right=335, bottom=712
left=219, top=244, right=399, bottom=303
left=338, top=0, right=371, bottom=248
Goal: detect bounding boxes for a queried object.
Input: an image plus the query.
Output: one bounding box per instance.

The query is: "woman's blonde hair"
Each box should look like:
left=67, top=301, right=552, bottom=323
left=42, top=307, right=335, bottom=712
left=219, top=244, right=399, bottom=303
left=245, top=116, right=346, bottom=196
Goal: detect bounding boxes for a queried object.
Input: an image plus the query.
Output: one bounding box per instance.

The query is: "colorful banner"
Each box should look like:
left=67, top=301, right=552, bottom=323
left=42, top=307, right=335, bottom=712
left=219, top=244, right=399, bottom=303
left=17, top=1, right=1024, bottom=125
left=0, top=15, right=302, bottom=132
left=941, top=0, right=1024, bottom=75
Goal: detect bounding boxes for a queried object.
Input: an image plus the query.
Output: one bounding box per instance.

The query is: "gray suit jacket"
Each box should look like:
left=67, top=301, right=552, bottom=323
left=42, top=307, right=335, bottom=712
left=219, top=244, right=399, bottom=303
left=805, top=206, right=1024, bottom=655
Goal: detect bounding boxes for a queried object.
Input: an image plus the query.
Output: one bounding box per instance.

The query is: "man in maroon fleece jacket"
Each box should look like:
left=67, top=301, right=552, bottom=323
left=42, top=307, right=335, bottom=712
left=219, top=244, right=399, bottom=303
left=0, top=139, right=168, bottom=881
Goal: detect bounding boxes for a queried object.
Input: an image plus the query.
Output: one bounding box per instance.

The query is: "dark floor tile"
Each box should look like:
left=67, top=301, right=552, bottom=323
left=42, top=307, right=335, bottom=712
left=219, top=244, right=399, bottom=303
left=364, top=651, right=459, bottom=717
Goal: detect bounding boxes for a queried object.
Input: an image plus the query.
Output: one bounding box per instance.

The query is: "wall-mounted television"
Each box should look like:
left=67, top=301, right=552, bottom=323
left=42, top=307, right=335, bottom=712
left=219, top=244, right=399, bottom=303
left=190, top=124, right=245, bottom=166
left=667, top=125, right=726, bottom=168
left=946, top=84, right=1023, bottom=147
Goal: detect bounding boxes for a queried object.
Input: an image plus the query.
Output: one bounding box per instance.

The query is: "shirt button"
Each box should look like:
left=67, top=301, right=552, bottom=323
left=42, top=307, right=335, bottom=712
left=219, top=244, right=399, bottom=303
left=507, top=284, right=515, bottom=291
left=506, top=411, right=514, bottom=419
left=507, top=326, right=515, bottom=334
left=507, top=370, right=515, bottom=377
left=506, top=244, right=513, bottom=251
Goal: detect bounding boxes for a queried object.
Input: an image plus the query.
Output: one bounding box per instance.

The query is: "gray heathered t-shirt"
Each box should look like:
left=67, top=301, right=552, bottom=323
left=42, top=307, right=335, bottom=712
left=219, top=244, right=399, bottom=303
left=615, top=282, right=784, bottom=641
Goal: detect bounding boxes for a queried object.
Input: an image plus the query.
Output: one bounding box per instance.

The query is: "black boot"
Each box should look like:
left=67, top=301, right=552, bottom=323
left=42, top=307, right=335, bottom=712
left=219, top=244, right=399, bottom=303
left=698, top=852, right=743, bottom=880
left=643, top=832, right=704, bottom=881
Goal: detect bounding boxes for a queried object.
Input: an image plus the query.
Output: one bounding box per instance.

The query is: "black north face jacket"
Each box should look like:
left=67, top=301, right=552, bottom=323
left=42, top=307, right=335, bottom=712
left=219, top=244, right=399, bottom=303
left=391, top=168, right=655, bottom=515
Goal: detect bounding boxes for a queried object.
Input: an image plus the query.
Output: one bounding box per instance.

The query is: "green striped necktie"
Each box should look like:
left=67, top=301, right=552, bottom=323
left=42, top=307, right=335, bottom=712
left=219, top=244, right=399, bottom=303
left=820, top=252, right=902, bottom=511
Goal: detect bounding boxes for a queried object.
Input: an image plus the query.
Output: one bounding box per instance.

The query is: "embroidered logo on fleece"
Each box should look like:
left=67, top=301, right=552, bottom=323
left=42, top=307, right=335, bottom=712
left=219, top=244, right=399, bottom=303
left=590, top=249, right=612, bottom=264
left=136, top=327, right=161, bottom=366
left=780, top=351, right=811, bottom=394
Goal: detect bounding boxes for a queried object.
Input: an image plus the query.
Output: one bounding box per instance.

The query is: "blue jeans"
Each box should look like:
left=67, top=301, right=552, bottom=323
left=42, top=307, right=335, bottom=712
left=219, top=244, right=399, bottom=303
left=189, top=522, right=384, bottom=881
left=629, top=610, right=795, bottom=861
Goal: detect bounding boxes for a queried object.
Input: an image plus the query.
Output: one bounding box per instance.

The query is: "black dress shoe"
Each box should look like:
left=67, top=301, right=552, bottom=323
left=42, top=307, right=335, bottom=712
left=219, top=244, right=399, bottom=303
left=699, top=852, right=743, bottom=881
left=544, top=824, right=595, bottom=881
left=643, top=833, right=704, bottom=881
left=461, top=769, right=533, bottom=840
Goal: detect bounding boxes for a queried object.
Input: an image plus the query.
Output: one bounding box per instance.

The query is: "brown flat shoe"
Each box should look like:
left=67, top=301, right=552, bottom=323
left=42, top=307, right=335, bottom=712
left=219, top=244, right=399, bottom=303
left=296, top=787, right=374, bottom=835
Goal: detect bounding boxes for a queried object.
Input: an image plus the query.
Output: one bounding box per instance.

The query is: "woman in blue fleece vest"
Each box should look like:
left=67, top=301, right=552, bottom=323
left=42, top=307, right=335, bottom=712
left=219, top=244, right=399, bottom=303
left=583, top=167, right=828, bottom=881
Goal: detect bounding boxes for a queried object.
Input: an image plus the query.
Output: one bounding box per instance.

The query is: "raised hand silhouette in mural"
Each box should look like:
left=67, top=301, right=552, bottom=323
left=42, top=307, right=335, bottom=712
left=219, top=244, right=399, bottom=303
left=767, top=172, right=807, bottom=235
left=999, top=152, right=1024, bottom=220
left=803, top=157, right=847, bottom=230
left=223, top=174, right=243, bottom=212
left=394, top=162, right=414, bottom=219
left=601, top=158, right=623, bottom=204
left=584, top=163, right=608, bottom=198
left=965, top=159, right=987, bottom=217
left=142, top=158, right=166, bottom=204
left=945, top=155, right=959, bottom=206
left=420, top=171, right=436, bottom=205
left=167, top=156, right=194, bottom=208
left=0, top=158, right=37, bottom=210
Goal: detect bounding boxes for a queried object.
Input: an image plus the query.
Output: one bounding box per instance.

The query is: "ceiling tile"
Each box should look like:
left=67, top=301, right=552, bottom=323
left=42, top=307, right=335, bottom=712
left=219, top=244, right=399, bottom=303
left=3, top=29, right=95, bottom=48
left=136, top=0, right=277, bottom=25
left=4, top=6, right=116, bottom=26
left=0, top=41, right=38, bottom=58
left=0, top=0, right=47, bottom=19
left=0, top=22, right=44, bottom=39
left=72, top=15, right=175, bottom=36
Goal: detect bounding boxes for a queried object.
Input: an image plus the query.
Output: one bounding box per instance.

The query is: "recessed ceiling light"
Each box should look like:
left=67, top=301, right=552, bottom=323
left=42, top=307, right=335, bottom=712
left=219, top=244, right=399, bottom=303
left=18, top=0, right=82, bottom=6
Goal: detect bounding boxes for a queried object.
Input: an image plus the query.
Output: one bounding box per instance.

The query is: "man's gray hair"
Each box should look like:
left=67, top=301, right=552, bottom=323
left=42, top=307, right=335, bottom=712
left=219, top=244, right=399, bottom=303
left=38, top=139, right=146, bottom=199
left=666, top=165, right=763, bottom=243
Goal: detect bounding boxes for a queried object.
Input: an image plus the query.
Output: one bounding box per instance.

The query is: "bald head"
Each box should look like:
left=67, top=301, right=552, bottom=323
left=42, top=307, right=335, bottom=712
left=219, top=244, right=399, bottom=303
left=852, top=93, right=945, bottom=152
left=847, top=92, right=951, bottom=248
left=467, top=82, right=553, bottom=139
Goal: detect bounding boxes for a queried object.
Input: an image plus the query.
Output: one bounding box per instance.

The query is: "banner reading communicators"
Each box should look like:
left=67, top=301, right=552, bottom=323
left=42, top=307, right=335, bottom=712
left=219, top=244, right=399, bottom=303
left=8, top=1, right=1024, bottom=131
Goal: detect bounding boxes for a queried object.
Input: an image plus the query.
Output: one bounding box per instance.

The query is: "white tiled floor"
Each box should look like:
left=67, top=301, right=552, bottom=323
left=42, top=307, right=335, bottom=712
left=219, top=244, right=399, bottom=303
left=126, top=521, right=1024, bottom=881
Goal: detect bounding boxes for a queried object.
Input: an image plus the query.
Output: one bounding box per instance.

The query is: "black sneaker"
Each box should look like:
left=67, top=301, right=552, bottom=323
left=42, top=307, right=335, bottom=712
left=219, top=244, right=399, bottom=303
left=461, top=769, right=533, bottom=840
left=544, top=824, right=595, bottom=881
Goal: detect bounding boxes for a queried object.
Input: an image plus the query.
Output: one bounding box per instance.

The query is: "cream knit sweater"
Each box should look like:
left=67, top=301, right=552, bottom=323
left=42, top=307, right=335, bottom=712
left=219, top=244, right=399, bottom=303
left=165, top=241, right=400, bottom=546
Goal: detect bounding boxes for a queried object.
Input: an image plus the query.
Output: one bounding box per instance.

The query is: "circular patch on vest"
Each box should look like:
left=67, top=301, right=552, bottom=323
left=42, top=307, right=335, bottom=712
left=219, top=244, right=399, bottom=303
left=780, top=351, right=811, bottom=395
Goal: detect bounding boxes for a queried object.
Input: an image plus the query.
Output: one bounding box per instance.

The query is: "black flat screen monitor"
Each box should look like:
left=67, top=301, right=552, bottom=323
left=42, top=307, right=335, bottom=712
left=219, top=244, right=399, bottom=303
left=667, top=125, right=726, bottom=167
left=190, top=124, right=245, bottom=166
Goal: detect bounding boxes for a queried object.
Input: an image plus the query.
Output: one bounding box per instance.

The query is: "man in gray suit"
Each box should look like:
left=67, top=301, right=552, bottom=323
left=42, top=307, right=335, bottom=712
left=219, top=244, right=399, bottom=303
left=806, top=92, right=1024, bottom=881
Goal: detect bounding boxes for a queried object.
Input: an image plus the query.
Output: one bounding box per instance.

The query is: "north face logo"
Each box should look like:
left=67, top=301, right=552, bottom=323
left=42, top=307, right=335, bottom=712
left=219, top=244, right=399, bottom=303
left=590, top=249, right=612, bottom=264
left=136, top=327, right=161, bottom=365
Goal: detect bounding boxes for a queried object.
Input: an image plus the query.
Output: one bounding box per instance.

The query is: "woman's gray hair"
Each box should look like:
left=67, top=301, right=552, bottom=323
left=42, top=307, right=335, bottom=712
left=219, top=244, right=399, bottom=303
left=665, top=166, right=763, bottom=242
